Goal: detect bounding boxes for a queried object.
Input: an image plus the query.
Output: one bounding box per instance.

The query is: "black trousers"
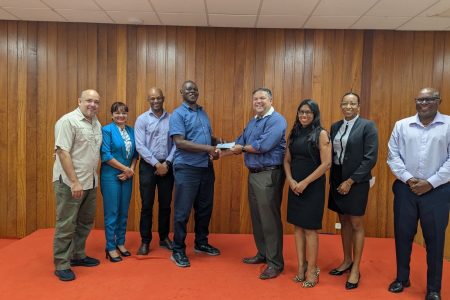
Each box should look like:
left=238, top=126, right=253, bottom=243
left=172, top=164, right=215, bottom=253
left=138, top=159, right=174, bottom=244
left=393, top=180, right=450, bottom=293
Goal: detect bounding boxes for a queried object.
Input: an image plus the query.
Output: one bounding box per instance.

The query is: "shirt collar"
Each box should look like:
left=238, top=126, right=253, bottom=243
left=343, top=115, right=359, bottom=125
left=75, top=107, right=98, bottom=123
left=410, top=111, right=444, bottom=127
left=182, top=101, right=202, bottom=111
left=255, top=106, right=274, bottom=119
left=148, top=109, right=167, bottom=118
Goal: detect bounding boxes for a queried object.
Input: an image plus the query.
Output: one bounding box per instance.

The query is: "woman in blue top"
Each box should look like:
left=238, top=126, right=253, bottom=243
left=100, top=102, right=138, bottom=262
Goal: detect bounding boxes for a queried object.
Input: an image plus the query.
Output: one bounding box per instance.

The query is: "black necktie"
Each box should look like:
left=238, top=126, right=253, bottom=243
left=338, top=123, right=349, bottom=165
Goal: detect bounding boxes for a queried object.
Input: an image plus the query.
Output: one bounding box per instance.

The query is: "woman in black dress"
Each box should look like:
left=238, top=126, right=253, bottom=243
left=284, top=99, right=331, bottom=288
left=328, top=92, right=378, bottom=289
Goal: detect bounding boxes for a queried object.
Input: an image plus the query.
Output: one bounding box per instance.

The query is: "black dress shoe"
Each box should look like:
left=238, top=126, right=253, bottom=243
left=194, top=243, right=220, bottom=256
left=70, top=256, right=100, bottom=267
left=106, top=250, right=122, bottom=263
left=159, top=238, right=173, bottom=250
left=329, top=262, right=353, bottom=276
left=171, top=252, right=190, bottom=267
left=425, top=292, right=441, bottom=300
left=345, top=273, right=360, bottom=290
left=242, top=255, right=266, bottom=264
left=137, top=243, right=149, bottom=255
left=388, top=279, right=411, bottom=293
left=259, top=266, right=282, bottom=280
left=116, top=246, right=131, bottom=257
left=54, top=269, right=75, bottom=281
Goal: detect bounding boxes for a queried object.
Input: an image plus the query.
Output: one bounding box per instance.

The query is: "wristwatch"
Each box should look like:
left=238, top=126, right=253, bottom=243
left=165, top=160, right=172, bottom=167
left=241, top=145, right=247, bottom=153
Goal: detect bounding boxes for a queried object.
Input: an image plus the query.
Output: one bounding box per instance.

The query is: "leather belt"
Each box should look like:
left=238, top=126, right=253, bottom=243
left=248, top=165, right=281, bottom=173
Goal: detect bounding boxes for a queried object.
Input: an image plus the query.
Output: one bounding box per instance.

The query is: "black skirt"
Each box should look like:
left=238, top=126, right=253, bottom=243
left=328, top=164, right=370, bottom=216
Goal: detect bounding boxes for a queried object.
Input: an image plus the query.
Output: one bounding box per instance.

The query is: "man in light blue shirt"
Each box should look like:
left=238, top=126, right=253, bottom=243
left=135, top=87, right=175, bottom=255
left=387, top=87, right=450, bottom=300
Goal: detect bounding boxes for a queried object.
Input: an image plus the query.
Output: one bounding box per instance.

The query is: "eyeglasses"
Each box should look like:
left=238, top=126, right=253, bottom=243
left=298, top=110, right=313, bottom=116
left=415, top=97, right=440, bottom=104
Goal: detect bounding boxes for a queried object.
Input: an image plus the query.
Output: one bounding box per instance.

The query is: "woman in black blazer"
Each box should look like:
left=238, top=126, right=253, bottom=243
left=328, top=92, right=378, bottom=289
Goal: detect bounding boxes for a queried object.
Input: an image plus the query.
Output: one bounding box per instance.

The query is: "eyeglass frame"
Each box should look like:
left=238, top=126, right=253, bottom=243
left=415, top=97, right=440, bottom=104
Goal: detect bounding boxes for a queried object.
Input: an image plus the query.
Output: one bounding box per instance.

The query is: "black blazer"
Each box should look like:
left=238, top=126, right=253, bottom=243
left=330, top=117, right=378, bottom=183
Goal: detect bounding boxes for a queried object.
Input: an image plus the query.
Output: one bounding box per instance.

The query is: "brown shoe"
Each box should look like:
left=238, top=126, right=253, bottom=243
left=259, top=266, right=282, bottom=280
left=137, top=243, right=149, bottom=255
left=242, top=255, right=266, bottom=264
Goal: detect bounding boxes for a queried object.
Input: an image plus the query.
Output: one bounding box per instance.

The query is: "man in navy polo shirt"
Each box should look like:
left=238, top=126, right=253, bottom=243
left=169, top=80, right=222, bottom=267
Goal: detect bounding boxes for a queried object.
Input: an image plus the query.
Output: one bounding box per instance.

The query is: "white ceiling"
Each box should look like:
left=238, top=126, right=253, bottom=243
left=1, top=0, right=450, bottom=30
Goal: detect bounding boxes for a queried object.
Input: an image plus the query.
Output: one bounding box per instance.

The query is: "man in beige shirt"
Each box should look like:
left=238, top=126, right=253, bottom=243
left=52, top=89, right=102, bottom=281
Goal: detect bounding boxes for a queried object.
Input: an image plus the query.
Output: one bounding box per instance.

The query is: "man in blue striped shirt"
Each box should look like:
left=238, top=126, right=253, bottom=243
left=231, top=87, right=287, bottom=280
left=387, top=87, right=450, bottom=300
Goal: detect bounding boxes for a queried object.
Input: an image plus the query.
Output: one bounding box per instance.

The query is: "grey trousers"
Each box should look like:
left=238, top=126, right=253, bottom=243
left=53, top=181, right=97, bottom=270
left=248, top=168, right=285, bottom=270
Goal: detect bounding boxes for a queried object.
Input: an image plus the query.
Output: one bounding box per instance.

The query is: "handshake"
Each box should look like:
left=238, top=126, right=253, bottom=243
left=207, top=141, right=247, bottom=161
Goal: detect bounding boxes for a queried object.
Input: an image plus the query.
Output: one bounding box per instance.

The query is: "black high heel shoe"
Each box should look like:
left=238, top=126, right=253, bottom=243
left=345, top=273, right=361, bottom=290
left=105, top=250, right=122, bottom=263
left=329, top=262, right=353, bottom=276
left=116, top=246, right=131, bottom=257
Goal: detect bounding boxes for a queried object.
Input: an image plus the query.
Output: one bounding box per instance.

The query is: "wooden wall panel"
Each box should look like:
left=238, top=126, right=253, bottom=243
left=0, top=21, right=448, bottom=259
left=0, top=21, right=8, bottom=236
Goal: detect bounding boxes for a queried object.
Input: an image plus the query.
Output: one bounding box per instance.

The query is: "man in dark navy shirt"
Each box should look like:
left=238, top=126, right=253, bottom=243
left=169, top=80, right=222, bottom=268
left=231, top=87, right=287, bottom=280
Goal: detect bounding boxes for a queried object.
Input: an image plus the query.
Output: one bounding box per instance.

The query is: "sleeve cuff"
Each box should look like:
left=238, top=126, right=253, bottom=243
left=400, top=171, right=414, bottom=184
left=149, top=157, right=159, bottom=166
left=427, top=175, right=444, bottom=188
left=250, top=142, right=260, bottom=152
left=101, top=154, right=113, bottom=163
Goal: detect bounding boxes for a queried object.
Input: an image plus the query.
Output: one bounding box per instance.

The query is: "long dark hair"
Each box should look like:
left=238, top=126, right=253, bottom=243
left=288, top=99, right=323, bottom=150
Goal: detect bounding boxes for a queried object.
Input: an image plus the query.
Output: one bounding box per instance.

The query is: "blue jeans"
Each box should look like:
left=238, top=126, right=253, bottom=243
left=172, top=164, right=215, bottom=253
left=100, top=176, right=133, bottom=251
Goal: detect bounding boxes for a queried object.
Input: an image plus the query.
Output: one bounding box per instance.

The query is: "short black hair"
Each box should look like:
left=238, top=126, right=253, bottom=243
left=110, top=102, right=128, bottom=114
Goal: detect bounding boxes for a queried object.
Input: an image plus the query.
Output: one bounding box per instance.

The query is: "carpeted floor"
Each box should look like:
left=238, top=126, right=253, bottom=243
left=0, top=229, right=448, bottom=300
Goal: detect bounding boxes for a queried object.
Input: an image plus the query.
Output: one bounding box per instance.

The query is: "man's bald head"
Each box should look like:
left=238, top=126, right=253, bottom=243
left=416, top=87, right=441, bottom=125
left=78, top=89, right=100, bottom=120
left=147, top=87, right=165, bottom=114
left=417, top=87, right=440, bottom=99
left=80, top=89, right=100, bottom=100
left=148, top=87, right=163, bottom=97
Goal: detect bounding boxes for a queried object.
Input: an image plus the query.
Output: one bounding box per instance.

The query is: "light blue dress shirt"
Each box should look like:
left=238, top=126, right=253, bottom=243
left=134, top=109, right=175, bottom=166
left=387, top=111, right=450, bottom=188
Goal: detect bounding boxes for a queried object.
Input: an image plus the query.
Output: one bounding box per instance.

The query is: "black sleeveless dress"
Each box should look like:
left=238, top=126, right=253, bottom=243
left=287, top=127, right=325, bottom=230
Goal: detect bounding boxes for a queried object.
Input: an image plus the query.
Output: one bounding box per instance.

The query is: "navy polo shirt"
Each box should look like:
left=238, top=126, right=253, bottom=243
left=169, top=102, right=212, bottom=168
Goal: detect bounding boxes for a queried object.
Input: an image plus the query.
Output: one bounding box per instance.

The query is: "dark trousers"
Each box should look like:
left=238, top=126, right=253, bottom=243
left=393, top=180, right=450, bottom=293
left=172, top=164, right=215, bottom=253
left=139, top=159, right=174, bottom=244
left=248, top=168, right=285, bottom=270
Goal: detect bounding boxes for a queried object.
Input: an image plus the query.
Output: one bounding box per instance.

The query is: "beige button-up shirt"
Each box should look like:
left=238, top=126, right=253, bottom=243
left=53, top=108, right=102, bottom=190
